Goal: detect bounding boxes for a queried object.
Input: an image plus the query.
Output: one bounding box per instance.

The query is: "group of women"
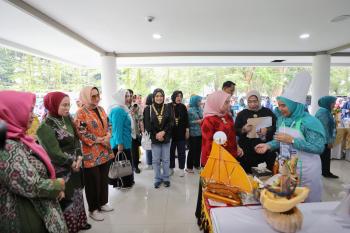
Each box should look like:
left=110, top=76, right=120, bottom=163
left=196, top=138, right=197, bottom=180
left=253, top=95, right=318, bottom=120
left=196, top=72, right=338, bottom=223
left=0, top=71, right=339, bottom=232
left=0, top=86, right=117, bottom=232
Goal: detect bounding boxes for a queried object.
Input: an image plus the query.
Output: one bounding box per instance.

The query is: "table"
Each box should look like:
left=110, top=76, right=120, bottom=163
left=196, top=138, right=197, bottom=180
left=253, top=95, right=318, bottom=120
left=211, top=202, right=350, bottom=233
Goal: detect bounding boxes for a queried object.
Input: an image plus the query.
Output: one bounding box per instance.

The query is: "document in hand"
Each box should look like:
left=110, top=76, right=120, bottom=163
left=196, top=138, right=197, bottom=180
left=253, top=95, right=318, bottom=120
left=246, top=116, right=272, bottom=138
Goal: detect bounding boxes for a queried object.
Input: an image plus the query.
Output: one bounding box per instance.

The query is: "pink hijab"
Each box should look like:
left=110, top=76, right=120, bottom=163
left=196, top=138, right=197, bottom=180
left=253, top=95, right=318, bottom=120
left=0, top=91, right=56, bottom=179
left=203, top=90, right=231, bottom=117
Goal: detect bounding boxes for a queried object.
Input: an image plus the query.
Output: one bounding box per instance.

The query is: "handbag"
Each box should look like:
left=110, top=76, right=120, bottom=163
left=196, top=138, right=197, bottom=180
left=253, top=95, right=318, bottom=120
left=108, top=151, right=133, bottom=179
left=141, top=131, right=152, bottom=150
left=141, top=106, right=152, bottom=150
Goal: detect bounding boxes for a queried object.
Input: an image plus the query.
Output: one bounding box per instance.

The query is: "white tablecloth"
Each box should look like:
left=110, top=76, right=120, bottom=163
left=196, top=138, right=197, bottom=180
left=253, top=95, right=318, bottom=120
left=211, top=202, right=350, bottom=233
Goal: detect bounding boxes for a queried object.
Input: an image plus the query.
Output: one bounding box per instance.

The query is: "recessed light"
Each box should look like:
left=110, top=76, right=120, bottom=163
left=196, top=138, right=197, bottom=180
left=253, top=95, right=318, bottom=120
left=299, top=33, right=310, bottom=39
left=152, top=33, right=162, bottom=40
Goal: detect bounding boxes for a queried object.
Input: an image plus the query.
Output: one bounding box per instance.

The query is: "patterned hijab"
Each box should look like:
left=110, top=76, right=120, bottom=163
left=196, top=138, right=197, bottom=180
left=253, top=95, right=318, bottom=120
left=0, top=91, right=56, bottom=179
left=189, top=95, right=203, bottom=118
left=44, top=92, right=68, bottom=117
left=203, top=90, right=231, bottom=117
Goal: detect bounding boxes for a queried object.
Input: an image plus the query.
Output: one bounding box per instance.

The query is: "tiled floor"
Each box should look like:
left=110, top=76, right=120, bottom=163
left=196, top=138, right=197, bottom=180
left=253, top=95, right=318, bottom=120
left=84, top=159, right=350, bottom=233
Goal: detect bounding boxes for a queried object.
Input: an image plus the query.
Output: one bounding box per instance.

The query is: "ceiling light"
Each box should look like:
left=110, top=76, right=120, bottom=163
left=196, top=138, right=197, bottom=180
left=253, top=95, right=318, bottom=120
left=152, top=33, right=162, bottom=40
left=299, top=33, right=310, bottom=39
left=331, top=15, right=350, bottom=23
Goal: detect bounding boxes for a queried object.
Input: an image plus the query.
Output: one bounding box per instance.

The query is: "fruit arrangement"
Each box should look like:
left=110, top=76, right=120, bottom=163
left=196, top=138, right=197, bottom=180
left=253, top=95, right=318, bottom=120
left=260, top=155, right=309, bottom=233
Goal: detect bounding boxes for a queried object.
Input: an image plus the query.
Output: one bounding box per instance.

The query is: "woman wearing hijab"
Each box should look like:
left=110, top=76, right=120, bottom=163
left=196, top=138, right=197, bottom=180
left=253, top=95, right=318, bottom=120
left=143, top=88, right=174, bottom=188
left=255, top=72, right=326, bottom=202
left=195, top=90, right=243, bottom=223
left=143, top=93, right=154, bottom=169
left=74, top=86, right=114, bottom=221
left=235, top=90, right=277, bottom=173
left=0, top=91, right=67, bottom=233
left=169, top=90, right=189, bottom=177
left=315, top=96, right=339, bottom=178
left=109, top=89, right=135, bottom=188
left=37, top=92, right=90, bottom=232
left=186, top=95, right=203, bottom=173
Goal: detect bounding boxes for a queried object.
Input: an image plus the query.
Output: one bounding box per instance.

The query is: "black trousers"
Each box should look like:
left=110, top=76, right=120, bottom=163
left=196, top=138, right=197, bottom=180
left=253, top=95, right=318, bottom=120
left=109, top=148, right=135, bottom=188
left=320, top=144, right=331, bottom=175
left=170, top=140, right=186, bottom=169
left=195, top=177, right=203, bottom=220
left=84, top=161, right=110, bottom=212
left=187, top=136, right=202, bottom=169
left=131, top=138, right=140, bottom=169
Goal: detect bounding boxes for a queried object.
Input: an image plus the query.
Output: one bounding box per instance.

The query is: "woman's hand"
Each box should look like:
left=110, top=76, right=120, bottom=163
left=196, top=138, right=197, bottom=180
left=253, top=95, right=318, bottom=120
left=185, top=128, right=190, bottom=140
left=196, top=119, right=203, bottom=124
left=71, top=161, right=77, bottom=170
left=102, top=135, right=110, bottom=146
left=255, top=143, right=271, bottom=154
left=242, top=124, right=253, bottom=133
left=95, top=137, right=104, bottom=144
left=72, top=156, right=82, bottom=172
left=57, top=191, right=65, bottom=201
left=257, top=127, right=267, bottom=136
left=237, top=146, right=244, bottom=157
left=118, top=144, right=124, bottom=152
left=156, top=131, right=165, bottom=141
left=274, top=133, right=294, bottom=144
left=56, top=178, right=65, bottom=190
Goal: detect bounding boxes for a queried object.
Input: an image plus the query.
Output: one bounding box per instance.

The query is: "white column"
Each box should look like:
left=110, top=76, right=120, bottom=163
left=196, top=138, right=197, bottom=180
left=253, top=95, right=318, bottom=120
left=100, top=55, right=117, bottom=111
left=310, top=54, right=331, bottom=114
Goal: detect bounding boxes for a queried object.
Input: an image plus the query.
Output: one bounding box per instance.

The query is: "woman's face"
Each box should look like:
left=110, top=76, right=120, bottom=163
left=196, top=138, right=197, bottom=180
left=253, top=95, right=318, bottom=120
left=197, top=100, right=202, bottom=107
left=330, top=102, right=335, bottom=110
left=247, top=95, right=259, bottom=111
left=219, top=97, right=231, bottom=114
left=154, top=92, right=164, bottom=104
left=125, top=91, right=132, bottom=105
left=58, top=96, right=71, bottom=117
left=90, top=88, right=100, bottom=107
left=27, top=108, right=35, bottom=130
left=175, top=94, right=182, bottom=104
left=278, top=100, right=291, bottom=117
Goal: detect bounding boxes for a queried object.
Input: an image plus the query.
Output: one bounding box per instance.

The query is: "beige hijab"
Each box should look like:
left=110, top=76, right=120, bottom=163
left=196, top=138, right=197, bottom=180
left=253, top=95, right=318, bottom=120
left=79, top=86, right=98, bottom=107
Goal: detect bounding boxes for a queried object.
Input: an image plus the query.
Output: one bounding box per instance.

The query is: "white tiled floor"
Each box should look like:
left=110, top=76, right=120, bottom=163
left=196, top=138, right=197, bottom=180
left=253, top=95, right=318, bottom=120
left=84, top=159, right=350, bottom=233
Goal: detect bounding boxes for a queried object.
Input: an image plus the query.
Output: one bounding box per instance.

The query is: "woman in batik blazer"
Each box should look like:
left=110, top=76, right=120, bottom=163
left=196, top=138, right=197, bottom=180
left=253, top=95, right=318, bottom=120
left=74, top=86, right=114, bottom=221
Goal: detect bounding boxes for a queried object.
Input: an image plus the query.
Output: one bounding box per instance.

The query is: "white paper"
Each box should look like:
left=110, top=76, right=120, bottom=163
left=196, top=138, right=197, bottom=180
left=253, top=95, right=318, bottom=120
left=208, top=198, right=228, bottom=207
left=246, top=117, right=272, bottom=138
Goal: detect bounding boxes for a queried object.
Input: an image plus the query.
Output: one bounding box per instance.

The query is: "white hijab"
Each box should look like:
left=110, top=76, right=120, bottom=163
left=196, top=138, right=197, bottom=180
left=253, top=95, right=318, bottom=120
left=110, top=89, right=135, bottom=135
left=109, top=89, right=129, bottom=113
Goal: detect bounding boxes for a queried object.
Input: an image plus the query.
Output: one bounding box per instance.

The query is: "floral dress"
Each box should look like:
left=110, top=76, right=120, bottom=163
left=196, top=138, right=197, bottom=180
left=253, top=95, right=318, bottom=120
left=0, top=139, right=67, bottom=233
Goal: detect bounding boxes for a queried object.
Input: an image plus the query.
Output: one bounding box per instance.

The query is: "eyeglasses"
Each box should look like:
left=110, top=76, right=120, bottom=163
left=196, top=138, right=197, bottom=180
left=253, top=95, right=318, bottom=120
left=91, top=94, right=100, bottom=99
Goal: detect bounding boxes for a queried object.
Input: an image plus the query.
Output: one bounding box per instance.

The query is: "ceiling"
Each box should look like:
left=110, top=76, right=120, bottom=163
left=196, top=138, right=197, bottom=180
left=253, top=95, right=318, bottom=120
left=0, top=0, right=350, bottom=67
